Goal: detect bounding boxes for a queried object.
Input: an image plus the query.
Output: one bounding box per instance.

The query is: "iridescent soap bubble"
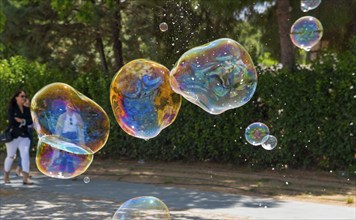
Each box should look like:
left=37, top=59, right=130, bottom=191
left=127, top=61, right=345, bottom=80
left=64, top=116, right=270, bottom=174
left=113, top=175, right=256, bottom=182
left=301, top=0, right=321, bottom=12
left=36, top=140, right=93, bottom=179
left=110, top=59, right=182, bottom=140
left=31, top=82, right=110, bottom=153
left=84, top=176, right=90, bottom=183
left=290, top=16, right=323, bottom=51
left=112, top=196, right=170, bottom=220
left=31, top=82, right=110, bottom=178
left=261, top=135, right=277, bottom=150
left=159, top=22, right=168, bottom=32
left=170, top=38, right=257, bottom=115
left=245, top=122, right=270, bottom=146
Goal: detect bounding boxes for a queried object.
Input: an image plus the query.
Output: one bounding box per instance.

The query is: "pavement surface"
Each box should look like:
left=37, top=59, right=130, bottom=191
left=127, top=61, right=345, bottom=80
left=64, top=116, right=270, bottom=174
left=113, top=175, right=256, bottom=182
left=0, top=173, right=355, bottom=220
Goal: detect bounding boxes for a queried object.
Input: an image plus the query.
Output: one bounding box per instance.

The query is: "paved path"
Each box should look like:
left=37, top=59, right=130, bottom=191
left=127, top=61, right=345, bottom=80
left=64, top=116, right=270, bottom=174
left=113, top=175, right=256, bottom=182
left=0, top=173, right=355, bottom=220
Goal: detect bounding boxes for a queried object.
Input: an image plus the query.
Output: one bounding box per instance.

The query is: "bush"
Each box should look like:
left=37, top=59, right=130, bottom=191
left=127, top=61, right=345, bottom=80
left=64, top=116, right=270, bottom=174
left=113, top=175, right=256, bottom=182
left=1, top=46, right=355, bottom=170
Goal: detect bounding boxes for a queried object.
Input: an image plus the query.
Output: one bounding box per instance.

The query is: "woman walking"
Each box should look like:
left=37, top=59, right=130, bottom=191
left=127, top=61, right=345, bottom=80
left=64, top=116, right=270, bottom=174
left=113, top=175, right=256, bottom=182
left=3, top=90, right=33, bottom=185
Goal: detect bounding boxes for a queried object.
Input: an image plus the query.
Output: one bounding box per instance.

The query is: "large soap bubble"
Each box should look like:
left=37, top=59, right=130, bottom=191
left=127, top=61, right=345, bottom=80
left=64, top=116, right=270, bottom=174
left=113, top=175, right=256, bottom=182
left=261, top=135, right=277, bottom=150
left=301, top=0, right=321, bottom=12
left=290, top=16, right=323, bottom=51
left=112, top=196, right=171, bottom=220
left=245, top=122, right=270, bottom=146
left=170, top=38, right=257, bottom=115
left=31, top=82, right=110, bottom=178
left=31, top=83, right=110, bottom=153
left=110, top=59, right=182, bottom=140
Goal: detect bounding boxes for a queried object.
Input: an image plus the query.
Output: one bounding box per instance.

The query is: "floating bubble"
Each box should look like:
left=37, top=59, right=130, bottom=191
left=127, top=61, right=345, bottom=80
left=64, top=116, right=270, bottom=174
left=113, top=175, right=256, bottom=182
left=300, top=0, right=321, bottom=12
left=31, top=82, right=110, bottom=153
left=245, top=122, right=270, bottom=146
left=84, top=176, right=90, bottom=183
left=113, top=196, right=170, bottom=220
left=159, top=22, right=168, bottom=32
left=170, top=38, right=257, bottom=114
left=36, top=140, right=93, bottom=179
left=31, top=82, right=110, bottom=178
left=110, top=59, right=182, bottom=140
left=261, top=135, right=277, bottom=150
left=290, top=16, right=323, bottom=51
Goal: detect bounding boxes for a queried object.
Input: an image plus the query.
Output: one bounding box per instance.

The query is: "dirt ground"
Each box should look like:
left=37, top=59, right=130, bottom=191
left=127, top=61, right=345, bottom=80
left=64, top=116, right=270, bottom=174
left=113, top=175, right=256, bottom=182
left=81, top=158, right=355, bottom=207
left=2, top=156, right=356, bottom=207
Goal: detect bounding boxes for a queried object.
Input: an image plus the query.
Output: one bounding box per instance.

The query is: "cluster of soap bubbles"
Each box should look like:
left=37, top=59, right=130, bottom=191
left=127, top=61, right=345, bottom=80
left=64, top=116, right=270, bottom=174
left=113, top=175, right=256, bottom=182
left=157, top=0, right=207, bottom=56
left=31, top=83, right=110, bottom=179
left=112, top=196, right=170, bottom=220
left=110, top=38, right=258, bottom=139
left=290, top=1, right=323, bottom=51
left=245, top=122, right=277, bottom=150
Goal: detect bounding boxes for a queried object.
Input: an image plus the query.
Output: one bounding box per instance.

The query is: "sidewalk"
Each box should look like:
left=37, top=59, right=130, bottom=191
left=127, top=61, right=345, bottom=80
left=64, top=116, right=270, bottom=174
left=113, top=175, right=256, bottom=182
left=1, top=173, right=355, bottom=220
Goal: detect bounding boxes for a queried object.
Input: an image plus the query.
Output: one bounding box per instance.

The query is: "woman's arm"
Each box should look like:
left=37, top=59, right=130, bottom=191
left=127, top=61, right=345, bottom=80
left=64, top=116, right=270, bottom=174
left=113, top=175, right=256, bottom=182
left=24, top=107, right=33, bottom=126
left=7, top=105, right=17, bottom=128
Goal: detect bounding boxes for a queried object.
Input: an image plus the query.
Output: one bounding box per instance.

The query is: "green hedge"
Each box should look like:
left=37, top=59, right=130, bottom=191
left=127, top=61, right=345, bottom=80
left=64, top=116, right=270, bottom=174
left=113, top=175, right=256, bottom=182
left=1, top=46, right=355, bottom=171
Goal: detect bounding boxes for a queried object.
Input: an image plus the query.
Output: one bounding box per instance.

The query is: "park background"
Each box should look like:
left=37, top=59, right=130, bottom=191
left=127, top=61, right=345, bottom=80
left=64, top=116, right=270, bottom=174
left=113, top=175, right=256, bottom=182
left=0, top=0, right=355, bottom=174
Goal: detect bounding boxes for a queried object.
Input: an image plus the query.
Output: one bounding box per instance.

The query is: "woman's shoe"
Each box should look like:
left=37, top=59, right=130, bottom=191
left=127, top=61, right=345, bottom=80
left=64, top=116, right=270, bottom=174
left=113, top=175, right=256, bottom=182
left=23, top=181, right=34, bottom=185
left=22, top=172, right=33, bottom=185
left=4, top=171, right=11, bottom=184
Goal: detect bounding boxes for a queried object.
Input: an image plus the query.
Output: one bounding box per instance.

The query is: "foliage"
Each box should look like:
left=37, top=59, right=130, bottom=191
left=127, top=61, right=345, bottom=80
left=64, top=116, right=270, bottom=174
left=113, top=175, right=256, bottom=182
left=0, top=0, right=354, bottom=171
left=1, top=43, right=354, bottom=170
left=3, top=0, right=353, bottom=74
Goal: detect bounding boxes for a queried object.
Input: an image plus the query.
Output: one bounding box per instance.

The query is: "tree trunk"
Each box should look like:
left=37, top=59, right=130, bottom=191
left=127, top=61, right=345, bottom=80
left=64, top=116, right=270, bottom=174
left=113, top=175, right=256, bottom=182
left=96, top=33, right=109, bottom=75
left=111, top=0, right=124, bottom=73
left=276, top=0, right=295, bottom=71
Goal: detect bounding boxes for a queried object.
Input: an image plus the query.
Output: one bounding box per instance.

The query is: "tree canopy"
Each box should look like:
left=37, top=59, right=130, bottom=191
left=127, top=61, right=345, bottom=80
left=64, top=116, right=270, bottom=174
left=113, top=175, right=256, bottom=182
left=1, top=0, right=354, bottom=73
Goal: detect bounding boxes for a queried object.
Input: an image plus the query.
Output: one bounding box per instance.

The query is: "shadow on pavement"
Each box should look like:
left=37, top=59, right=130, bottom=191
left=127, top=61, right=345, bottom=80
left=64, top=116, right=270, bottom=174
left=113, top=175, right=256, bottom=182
left=0, top=172, right=283, bottom=219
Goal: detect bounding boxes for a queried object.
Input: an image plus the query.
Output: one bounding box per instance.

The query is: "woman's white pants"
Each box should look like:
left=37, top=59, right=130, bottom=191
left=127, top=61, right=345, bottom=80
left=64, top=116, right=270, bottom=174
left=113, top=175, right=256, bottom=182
left=4, top=137, right=31, bottom=173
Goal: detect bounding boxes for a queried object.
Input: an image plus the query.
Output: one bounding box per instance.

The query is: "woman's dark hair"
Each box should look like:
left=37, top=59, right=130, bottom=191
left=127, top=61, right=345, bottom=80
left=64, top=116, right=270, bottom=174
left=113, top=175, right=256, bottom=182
left=9, top=89, right=26, bottom=110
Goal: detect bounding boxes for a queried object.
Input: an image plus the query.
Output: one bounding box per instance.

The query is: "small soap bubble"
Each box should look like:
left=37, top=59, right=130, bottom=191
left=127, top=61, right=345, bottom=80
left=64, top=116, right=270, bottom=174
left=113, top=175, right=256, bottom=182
left=112, top=196, right=170, bottom=219
left=245, top=122, right=270, bottom=146
left=300, top=0, right=321, bottom=12
left=290, top=16, right=323, bottom=51
left=261, top=135, right=277, bottom=150
left=159, top=22, right=168, bottom=32
left=84, top=176, right=90, bottom=183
